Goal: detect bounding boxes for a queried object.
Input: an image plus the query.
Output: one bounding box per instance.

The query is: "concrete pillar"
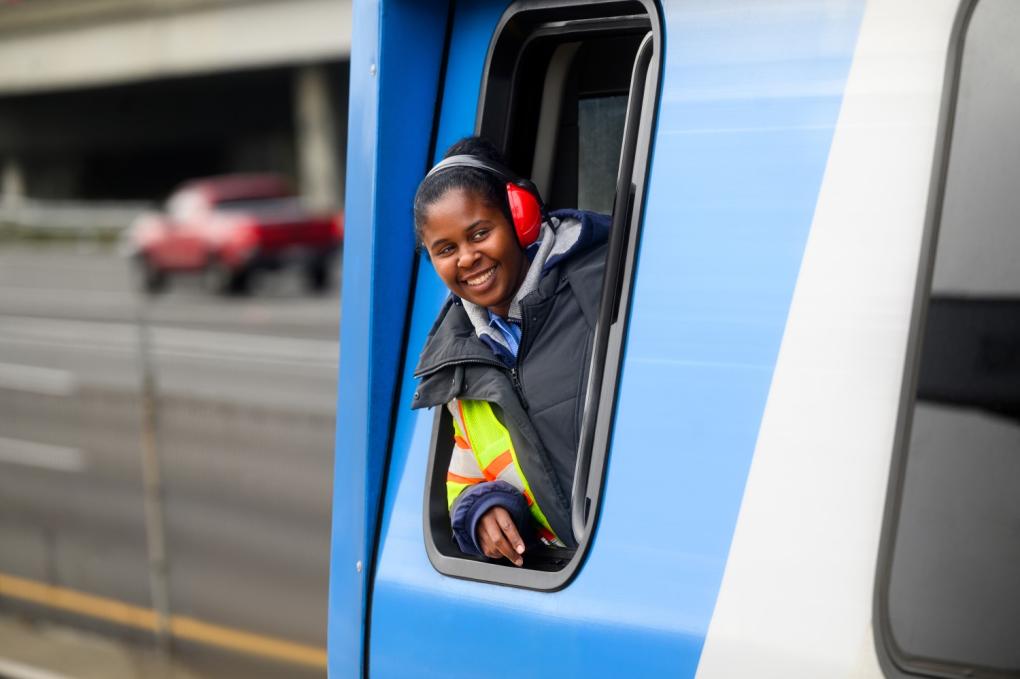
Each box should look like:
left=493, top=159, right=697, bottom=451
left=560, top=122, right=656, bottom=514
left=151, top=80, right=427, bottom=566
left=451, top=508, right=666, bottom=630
left=2, top=156, right=25, bottom=208
left=294, top=64, right=341, bottom=212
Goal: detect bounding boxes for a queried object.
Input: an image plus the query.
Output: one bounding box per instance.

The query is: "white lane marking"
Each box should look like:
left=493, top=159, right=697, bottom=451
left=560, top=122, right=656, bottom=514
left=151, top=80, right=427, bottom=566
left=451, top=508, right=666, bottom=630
left=0, top=286, right=134, bottom=305
left=0, top=315, right=337, bottom=367
left=0, top=436, right=85, bottom=472
left=0, top=362, right=76, bottom=396
left=0, top=658, right=75, bottom=679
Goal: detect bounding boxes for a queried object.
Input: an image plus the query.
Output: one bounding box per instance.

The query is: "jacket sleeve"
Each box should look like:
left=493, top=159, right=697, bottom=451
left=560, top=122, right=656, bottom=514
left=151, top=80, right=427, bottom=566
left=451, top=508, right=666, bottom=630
left=450, top=480, right=531, bottom=557
left=445, top=401, right=530, bottom=556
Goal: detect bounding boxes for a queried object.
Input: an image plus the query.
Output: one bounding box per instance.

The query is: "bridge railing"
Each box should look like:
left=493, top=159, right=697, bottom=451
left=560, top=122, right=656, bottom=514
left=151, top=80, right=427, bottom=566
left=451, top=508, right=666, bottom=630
left=0, top=198, right=154, bottom=242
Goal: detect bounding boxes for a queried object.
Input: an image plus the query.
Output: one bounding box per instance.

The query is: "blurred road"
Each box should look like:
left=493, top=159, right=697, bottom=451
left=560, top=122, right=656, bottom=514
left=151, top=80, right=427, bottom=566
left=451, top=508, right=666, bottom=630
left=0, top=245, right=338, bottom=678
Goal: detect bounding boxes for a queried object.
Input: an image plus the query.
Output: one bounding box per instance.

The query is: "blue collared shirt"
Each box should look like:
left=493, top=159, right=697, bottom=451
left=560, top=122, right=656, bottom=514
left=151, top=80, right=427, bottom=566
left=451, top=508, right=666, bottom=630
left=487, top=310, right=522, bottom=358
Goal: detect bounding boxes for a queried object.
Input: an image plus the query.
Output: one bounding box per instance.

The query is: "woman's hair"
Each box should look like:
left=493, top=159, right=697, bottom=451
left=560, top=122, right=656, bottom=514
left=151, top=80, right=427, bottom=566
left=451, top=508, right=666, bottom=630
left=413, top=136, right=514, bottom=246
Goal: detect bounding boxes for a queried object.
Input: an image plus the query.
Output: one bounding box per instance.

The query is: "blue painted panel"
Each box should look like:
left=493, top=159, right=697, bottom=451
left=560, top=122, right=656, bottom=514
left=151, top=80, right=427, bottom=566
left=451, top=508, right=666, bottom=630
left=327, top=0, right=449, bottom=676
left=365, top=1, right=864, bottom=677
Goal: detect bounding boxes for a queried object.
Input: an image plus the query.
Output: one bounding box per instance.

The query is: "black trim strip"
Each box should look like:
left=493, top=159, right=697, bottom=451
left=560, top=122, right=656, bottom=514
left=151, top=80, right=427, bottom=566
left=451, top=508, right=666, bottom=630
left=571, top=31, right=653, bottom=543
left=870, top=2, right=1004, bottom=679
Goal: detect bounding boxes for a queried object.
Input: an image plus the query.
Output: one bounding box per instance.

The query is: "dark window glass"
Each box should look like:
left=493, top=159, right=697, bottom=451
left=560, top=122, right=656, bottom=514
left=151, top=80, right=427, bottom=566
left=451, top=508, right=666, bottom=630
left=886, top=0, right=1020, bottom=674
left=578, top=95, right=627, bottom=213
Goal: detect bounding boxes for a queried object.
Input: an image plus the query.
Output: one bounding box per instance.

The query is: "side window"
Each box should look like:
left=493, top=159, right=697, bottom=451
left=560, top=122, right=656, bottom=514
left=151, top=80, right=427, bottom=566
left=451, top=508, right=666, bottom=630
left=577, top=94, right=628, bottom=214
left=878, top=0, right=1020, bottom=675
left=422, top=0, right=660, bottom=589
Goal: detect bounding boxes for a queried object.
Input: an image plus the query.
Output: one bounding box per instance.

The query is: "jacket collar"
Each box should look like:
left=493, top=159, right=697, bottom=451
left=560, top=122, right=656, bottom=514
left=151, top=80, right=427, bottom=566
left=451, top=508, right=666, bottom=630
left=413, top=296, right=500, bottom=379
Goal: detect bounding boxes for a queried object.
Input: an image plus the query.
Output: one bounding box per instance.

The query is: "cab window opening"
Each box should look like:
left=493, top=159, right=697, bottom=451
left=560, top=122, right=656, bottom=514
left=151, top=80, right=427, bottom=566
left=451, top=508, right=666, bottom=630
left=420, top=1, right=660, bottom=589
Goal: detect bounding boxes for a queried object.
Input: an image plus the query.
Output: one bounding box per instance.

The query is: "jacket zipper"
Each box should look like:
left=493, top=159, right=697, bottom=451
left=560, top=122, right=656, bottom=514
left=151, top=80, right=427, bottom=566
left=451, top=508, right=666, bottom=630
left=512, top=309, right=530, bottom=410
left=509, top=367, right=529, bottom=411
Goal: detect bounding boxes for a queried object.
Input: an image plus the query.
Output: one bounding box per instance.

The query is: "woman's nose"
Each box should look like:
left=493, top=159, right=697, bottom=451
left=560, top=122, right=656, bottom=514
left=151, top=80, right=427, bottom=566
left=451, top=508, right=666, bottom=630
left=457, top=247, right=480, bottom=269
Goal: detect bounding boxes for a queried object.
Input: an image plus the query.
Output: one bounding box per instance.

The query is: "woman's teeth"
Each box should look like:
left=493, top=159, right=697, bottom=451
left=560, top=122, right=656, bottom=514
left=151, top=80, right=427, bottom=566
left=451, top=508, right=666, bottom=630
left=465, top=267, right=496, bottom=286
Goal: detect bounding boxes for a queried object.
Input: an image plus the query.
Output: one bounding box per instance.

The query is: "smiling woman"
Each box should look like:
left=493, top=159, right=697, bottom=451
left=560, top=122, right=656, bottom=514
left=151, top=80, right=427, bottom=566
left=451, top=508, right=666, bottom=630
left=411, top=136, right=610, bottom=567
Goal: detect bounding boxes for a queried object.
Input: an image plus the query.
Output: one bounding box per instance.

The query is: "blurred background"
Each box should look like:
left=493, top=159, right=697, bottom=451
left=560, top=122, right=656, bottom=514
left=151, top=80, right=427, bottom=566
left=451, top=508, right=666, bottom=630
left=0, top=0, right=350, bottom=677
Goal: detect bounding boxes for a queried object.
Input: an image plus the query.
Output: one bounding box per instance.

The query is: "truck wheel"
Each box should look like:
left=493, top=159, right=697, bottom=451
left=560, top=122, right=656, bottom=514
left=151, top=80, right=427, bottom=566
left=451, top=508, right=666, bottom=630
left=136, top=255, right=167, bottom=294
left=203, top=258, right=251, bottom=295
left=231, top=267, right=253, bottom=295
left=304, top=259, right=332, bottom=293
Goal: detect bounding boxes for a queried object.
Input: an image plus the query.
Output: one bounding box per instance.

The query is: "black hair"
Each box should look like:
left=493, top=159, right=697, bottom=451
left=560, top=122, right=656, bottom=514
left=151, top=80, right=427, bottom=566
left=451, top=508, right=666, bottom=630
left=413, top=136, right=514, bottom=247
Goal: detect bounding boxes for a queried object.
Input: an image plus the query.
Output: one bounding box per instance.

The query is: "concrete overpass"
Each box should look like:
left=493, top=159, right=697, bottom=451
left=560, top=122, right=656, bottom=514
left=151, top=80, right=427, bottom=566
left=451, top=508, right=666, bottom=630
left=0, top=0, right=352, bottom=211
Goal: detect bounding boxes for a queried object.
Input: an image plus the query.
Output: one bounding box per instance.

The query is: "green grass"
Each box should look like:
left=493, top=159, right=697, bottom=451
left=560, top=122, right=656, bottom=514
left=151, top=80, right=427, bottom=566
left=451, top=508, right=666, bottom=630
left=0, top=223, right=124, bottom=246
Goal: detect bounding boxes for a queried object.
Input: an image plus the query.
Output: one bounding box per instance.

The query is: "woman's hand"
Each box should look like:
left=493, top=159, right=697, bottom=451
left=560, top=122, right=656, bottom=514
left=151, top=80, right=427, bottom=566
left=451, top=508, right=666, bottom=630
left=476, top=506, right=525, bottom=566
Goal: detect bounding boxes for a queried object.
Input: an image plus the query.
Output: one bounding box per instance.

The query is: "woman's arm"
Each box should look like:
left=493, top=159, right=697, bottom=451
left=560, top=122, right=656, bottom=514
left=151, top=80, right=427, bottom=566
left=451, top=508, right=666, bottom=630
left=446, top=404, right=529, bottom=564
left=451, top=481, right=528, bottom=565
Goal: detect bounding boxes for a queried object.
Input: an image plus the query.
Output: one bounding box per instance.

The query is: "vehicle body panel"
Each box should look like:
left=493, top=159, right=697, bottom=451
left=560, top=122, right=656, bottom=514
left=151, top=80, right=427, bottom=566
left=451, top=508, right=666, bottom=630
left=327, top=1, right=450, bottom=675
left=363, top=1, right=866, bottom=676
left=330, top=0, right=965, bottom=677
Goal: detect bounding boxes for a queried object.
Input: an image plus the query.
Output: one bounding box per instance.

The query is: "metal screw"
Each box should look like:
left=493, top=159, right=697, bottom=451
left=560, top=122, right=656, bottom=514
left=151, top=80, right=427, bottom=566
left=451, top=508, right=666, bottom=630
left=356, top=560, right=363, bottom=573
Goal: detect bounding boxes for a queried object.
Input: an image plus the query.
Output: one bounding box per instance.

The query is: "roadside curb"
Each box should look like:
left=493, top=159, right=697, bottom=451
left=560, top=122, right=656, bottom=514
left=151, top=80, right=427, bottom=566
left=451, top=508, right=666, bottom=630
left=0, top=659, right=74, bottom=679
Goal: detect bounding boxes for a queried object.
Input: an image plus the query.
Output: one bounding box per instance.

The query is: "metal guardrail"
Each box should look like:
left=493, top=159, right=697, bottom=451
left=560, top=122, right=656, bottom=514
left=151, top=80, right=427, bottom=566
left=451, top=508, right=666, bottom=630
left=0, top=199, right=153, bottom=239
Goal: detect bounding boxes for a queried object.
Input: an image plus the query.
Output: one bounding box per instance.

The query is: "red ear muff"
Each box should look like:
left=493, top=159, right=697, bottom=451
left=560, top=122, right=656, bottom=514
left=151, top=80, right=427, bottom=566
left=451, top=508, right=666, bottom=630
left=425, top=154, right=545, bottom=246
left=506, top=182, right=542, bottom=247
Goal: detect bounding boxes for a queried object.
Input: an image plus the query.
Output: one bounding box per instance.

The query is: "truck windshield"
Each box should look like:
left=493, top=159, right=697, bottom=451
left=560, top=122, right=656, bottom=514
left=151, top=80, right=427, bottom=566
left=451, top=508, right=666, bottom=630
left=214, top=197, right=306, bottom=215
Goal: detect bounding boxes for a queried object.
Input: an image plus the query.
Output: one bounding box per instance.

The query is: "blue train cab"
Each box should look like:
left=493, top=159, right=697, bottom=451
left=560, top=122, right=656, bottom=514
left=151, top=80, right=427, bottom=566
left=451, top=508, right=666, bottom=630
left=330, top=0, right=1020, bottom=676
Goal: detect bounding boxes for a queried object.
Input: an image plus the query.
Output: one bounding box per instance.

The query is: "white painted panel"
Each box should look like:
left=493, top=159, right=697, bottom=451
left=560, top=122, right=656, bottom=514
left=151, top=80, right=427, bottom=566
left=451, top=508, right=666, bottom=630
left=0, top=362, right=75, bottom=396
left=695, top=1, right=961, bottom=676
left=0, top=0, right=352, bottom=95
left=0, top=436, right=85, bottom=473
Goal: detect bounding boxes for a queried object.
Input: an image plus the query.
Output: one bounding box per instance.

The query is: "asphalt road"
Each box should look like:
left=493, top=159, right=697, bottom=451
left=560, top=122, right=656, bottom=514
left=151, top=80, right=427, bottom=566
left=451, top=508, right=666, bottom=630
left=0, top=244, right=339, bottom=678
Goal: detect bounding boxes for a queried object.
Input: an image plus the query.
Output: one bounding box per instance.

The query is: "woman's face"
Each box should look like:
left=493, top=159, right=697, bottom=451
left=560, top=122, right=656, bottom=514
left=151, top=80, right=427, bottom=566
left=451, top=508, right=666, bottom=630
left=420, top=187, right=527, bottom=318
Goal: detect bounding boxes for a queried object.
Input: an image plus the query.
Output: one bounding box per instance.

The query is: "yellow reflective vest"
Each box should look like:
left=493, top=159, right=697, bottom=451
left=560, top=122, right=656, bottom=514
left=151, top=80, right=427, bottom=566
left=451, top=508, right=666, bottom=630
left=446, top=398, right=564, bottom=547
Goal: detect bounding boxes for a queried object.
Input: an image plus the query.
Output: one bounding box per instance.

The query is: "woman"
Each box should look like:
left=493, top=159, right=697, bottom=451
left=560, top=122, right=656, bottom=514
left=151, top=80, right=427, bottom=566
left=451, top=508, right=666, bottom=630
left=412, top=136, right=608, bottom=567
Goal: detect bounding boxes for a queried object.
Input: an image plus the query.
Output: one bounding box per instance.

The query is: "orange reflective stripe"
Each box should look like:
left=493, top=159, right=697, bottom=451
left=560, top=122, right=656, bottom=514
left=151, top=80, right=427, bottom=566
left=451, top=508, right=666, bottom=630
left=447, top=472, right=482, bottom=485
left=483, top=450, right=512, bottom=481
left=523, top=489, right=535, bottom=506
left=454, top=435, right=470, bottom=450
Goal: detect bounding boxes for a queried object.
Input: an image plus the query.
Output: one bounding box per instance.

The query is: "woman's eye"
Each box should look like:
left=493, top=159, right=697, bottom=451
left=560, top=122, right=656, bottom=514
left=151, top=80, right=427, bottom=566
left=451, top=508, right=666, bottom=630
left=471, top=229, right=490, bottom=241
left=437, top=245, right=455, bottom=257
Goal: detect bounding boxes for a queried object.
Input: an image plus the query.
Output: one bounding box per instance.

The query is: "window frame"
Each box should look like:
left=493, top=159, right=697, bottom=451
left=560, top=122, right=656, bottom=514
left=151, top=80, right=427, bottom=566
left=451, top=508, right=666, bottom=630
left=870, top=1, right=1020, bottom=678
left=421, top=0, right=662, bottom=591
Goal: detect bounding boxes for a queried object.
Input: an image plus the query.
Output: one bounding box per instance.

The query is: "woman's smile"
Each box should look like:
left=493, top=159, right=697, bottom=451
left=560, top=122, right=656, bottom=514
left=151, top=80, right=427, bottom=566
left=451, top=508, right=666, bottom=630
left=461, top=265, right=498, bottom=288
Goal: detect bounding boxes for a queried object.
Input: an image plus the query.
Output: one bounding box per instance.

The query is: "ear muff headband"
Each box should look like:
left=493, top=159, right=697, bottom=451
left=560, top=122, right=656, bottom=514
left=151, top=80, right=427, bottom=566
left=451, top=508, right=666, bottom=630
left=425, top=154, right=544, bottom=247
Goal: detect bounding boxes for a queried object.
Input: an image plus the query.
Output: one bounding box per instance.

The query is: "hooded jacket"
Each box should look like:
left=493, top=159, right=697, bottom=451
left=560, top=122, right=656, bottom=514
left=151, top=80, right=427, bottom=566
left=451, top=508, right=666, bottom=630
left=412, top=209, right=609, bottom=552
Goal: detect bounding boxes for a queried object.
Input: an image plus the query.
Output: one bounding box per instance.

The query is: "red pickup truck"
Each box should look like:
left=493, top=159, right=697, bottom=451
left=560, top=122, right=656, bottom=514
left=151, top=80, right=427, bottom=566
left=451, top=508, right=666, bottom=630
left=128, top=174, right=343, bottom=294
